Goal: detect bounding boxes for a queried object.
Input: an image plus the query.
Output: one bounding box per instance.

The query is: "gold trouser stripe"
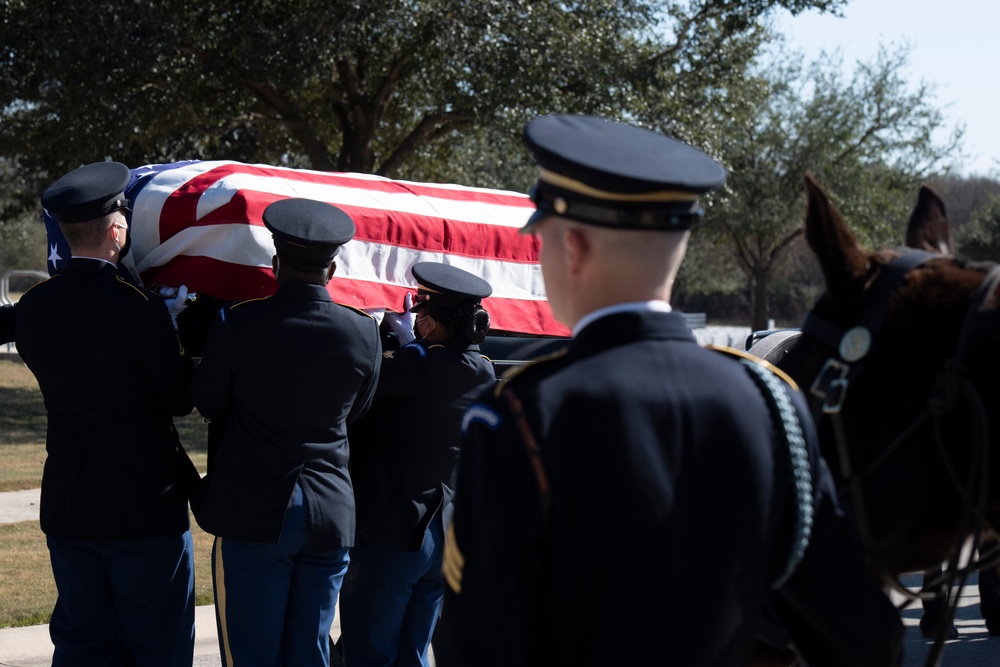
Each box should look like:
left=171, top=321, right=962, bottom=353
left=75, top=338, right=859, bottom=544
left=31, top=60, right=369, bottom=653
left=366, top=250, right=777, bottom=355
left=442, top=522, right=464, bottom=594
left=213, top=537, right=235, bottom=667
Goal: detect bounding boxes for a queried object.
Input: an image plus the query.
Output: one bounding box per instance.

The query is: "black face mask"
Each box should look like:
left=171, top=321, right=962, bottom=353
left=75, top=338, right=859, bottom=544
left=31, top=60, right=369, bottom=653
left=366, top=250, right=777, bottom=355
left=119, top=228, right=131, bottom=259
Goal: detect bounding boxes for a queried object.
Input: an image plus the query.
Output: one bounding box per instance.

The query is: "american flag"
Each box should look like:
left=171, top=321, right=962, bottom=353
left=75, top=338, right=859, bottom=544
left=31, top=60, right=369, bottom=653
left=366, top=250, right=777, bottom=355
left=44, top=161, right=567, bottom=337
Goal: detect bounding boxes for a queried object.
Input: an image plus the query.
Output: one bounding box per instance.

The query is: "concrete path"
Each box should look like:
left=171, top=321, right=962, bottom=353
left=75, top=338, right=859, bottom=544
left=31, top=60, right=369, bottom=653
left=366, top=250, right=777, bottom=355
left=0, top=605, right=227, bottom=667
left=891, top=572, right=1000, bottom=665
left=1, top=488, right=996, bottom=665
left=0, top=488, right=40, bottom=524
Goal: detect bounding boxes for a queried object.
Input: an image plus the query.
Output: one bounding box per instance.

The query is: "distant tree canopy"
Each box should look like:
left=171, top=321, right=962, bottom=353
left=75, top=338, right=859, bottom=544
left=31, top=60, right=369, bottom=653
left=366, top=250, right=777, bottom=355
left=6, top=0, right=990, bottom=329
left=956, top=196, right=1000, bottom=262
left=684, top=43, right=963, bottom=330
left=1, top=0, right=844, bottom=196
left=927, top=175, right=1000, bottom=230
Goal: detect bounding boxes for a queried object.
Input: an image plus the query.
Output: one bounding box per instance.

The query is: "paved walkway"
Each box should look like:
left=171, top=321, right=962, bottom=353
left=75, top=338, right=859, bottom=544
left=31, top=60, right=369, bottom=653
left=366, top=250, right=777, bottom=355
left=0, top=487, right=40, bottom=524
left=1, top=488, right=996, bottom=665
left=0, top=605, right=228, bottom=667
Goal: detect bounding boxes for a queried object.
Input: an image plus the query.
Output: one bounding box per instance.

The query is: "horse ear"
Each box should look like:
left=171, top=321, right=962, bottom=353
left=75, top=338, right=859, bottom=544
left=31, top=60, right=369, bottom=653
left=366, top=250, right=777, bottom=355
left=803, top=174, right=869, bottom=293
left=905, top=185, right=953, bottom=255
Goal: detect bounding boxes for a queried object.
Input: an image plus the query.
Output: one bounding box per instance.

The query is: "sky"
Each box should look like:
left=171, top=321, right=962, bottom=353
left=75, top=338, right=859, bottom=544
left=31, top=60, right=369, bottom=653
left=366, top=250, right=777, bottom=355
left=774, top=0, right=999, bottom=177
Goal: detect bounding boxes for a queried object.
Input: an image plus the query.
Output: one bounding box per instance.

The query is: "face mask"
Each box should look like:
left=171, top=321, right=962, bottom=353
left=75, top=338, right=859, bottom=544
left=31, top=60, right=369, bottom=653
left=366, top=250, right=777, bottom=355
left=111, top=221, right=131, bottom=259
left=414, top=315, right=431, bottom=339
left=118, top=229, right=131, bottom=259
left=116, top=209, right=133, bottom=259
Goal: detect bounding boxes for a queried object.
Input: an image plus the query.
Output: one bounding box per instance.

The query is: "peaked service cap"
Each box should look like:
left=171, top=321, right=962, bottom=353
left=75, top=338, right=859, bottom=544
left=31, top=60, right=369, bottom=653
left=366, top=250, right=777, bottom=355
left=521, top=114, right=727, bottom=232
left=41, top=161, right=132, bottom=224
left=410, top=262, right=493, bottom=312
left=263, top=198, right=356, bottom=270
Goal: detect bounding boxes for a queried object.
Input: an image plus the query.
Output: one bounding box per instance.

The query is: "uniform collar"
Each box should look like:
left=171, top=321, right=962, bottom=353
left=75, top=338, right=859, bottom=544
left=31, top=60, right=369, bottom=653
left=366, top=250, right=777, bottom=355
left=275, top=281, right=334, bottom=302
left=415, top=336, right=480, bottom=354
left=573, top=300, right=672, bottom=337
left=573, top=309, right=694, bottom=347
left=65, top=256, right=119, bottom=275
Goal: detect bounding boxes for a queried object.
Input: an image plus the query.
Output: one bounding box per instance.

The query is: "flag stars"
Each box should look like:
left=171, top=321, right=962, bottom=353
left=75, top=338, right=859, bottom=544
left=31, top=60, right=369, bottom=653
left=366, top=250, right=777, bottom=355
left=48, top=244, right=63, bottom=268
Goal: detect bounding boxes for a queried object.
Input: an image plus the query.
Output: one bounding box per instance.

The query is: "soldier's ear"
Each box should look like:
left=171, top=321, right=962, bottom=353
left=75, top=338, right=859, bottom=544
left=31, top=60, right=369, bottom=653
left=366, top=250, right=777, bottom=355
left=327, top=262, right=337, bottom=280
left=564, top=226, right=590, bottom=276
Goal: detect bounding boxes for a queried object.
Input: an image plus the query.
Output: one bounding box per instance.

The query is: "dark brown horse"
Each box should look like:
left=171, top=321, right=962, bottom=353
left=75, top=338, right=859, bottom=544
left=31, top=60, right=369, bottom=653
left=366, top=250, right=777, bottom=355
left=750, top=175, right=1000, bottom=661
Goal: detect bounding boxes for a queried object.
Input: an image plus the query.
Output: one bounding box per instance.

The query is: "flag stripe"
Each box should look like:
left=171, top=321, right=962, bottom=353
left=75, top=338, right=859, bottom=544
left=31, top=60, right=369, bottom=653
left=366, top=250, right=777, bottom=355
left=143, top=255, right=567, bottom=336
left=136, top=227, right=548, bottom=300
left=128, top=161, right=562, bottom=336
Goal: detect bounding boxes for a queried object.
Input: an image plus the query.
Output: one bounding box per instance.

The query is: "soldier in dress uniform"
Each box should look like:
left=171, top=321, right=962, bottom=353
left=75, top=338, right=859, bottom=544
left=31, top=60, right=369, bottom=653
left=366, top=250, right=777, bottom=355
left=340, top=262, right=497, bottom=667
left=15, top=161, right=199, bottom=666
left=191, top=197, right=382, bottom=667
left=434, top=115, right=905, bottom=666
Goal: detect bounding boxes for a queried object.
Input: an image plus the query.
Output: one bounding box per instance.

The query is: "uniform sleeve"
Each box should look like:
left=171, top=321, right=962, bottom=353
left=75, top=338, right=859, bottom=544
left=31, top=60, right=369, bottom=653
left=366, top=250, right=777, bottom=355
left=434, top=389, right=547, bottom=666
left=768, top=387, right=904, bottom=667
left=0, top=304, right=14, bottom=345
left=191, top=307, right=234, bottom=421
left=140, top=294, right=195, bottom=417
left=346, top=317, right=382, bottom=424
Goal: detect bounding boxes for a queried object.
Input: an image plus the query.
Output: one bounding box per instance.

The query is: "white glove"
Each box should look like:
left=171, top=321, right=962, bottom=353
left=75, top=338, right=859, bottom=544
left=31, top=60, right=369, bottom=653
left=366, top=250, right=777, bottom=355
left=384, top=292, right=416, bottom=346
left=362, top=308, right=386, bottom=327
left=162, top=284, right=189, bottom=331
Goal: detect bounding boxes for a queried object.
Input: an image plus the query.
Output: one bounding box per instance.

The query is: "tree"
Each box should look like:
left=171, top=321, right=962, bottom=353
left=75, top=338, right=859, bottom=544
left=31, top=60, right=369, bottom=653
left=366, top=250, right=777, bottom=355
left=927, top=175, right=1000, bottom=230
left=955, top=195, right=1000, bottom=262
left=693, top=43, right=963, bottom=330
left=0, top=0, right=850, bottom=280
left=1, top=1, right=846, bottom=192
left=0, top=158, right=46, bottom=272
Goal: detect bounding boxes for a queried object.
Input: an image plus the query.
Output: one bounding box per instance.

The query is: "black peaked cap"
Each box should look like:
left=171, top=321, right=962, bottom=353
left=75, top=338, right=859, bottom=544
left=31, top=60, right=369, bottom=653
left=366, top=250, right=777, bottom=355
left=410, top=262, right=492, bottom=311
left=263, top=198, right=356, bottom=269
left=41, top=162, right=131, bottom=224
left=521, top=114, right=727, bottom=231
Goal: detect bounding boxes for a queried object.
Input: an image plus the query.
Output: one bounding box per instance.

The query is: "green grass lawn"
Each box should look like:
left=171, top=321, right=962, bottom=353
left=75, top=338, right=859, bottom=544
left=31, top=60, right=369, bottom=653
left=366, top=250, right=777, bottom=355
left=0, top=356, right=214, bottom=628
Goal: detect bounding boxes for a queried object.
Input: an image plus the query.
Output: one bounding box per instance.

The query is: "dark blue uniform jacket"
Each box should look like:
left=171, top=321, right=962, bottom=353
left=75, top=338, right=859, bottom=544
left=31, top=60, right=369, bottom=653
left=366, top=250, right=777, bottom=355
left=437, top=310, right=903, bottom=667
left=351, top=338, right=496, bottom=551
left=15, top=258, right=196, bottom=539
left=191, top=282, right=381, bottom=552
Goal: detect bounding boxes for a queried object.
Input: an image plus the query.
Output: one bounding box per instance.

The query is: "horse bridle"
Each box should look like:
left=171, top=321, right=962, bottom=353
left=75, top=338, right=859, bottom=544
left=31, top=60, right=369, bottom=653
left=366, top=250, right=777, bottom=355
left=800, top=248, right=1000, bottom=664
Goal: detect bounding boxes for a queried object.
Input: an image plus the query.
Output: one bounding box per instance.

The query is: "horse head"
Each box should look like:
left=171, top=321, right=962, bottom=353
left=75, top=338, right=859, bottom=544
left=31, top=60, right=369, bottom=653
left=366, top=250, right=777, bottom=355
left=778, top=174, right=1000, bottom=575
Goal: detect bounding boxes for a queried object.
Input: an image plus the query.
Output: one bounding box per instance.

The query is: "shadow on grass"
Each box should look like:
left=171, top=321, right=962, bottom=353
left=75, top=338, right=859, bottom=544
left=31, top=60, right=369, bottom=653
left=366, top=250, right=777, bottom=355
left=0, top=385, right=47, bottom=446
left=1, top=383, right=209, bottom=449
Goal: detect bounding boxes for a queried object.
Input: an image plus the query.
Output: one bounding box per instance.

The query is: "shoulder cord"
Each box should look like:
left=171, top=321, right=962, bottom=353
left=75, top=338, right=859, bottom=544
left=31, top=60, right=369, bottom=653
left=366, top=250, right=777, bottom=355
left=501, top=387, right=553, bottom=528
left=741, top=359, right=815, bottom=588
left=502, top=366, right=813, bottom=587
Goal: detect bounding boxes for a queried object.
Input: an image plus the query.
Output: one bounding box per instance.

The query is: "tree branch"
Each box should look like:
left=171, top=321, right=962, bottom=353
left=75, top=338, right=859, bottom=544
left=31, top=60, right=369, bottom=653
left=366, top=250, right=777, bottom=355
left=246, top=80, right=337, bottom=171
left=645, top=2, right=739, bottom=68
left=378, top=112, right=474, bottom=177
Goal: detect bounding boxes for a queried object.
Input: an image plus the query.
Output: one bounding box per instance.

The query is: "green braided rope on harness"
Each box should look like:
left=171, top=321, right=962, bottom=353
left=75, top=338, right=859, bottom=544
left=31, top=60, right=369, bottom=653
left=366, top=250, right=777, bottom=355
left=741, top=359, right=814, bottom=588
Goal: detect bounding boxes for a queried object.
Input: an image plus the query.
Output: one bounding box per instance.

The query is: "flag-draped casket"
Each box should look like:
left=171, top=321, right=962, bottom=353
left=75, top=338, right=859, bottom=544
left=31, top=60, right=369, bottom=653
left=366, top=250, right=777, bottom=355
left=43, top=160, right=567, bottom=337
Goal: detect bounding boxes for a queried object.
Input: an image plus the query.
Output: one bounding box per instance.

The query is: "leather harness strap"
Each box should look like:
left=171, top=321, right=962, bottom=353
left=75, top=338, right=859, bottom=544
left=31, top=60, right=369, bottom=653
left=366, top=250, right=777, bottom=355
left=801, top=251, right=1000, bottom=667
